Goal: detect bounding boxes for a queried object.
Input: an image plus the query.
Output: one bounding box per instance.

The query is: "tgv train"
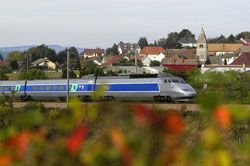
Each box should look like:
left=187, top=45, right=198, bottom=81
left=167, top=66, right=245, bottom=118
left=0, top=74, right=196, bottom=102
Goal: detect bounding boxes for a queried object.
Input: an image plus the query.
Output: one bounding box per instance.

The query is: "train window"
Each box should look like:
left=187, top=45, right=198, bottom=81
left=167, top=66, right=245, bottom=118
left=180, top=79, right=186, bottom=84
left=33, top=86, right=38, bottom=91
left=58, top=86, right=64, bottom=91
left=39, top=86, right=44, bottom=91
left=5, top=87, right=10, bottom=91
left=10, top=87, right=15, bottom=91
left=52, top=86, right=57, bottom=91
left=172, top=79, right=180, bottom=83
left=45, top=86, right=50, bottom=91
left=0, top=87, right=3, bottom=91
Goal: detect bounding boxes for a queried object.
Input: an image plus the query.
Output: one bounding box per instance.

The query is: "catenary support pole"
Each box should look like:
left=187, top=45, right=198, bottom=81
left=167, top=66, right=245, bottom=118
left=67, top=50, right=70, bottom=108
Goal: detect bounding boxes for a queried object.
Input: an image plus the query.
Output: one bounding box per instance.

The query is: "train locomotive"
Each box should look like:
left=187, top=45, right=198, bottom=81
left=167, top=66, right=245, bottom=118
left=0, top=74, right=197, bottom=102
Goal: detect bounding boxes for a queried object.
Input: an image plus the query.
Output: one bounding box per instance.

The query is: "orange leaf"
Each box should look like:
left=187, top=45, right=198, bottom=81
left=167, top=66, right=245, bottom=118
left=0, top=155, right=12, bottom=166
left=213, top=105, right=231, bottom=129
left=132, top=104, right=161, bottom=126
left=165, top=112, right=184, bottom=135
left=4, top=131, right=31, bottom=159
left=111, top=129, right=132, bottom=166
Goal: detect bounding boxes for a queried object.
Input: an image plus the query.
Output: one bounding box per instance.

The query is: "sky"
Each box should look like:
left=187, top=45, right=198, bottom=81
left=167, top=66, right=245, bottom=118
left=0, top=0, right=249, bottom=48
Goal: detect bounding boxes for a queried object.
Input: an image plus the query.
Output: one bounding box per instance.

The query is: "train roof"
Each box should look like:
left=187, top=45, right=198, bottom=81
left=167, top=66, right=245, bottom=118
left=82, top=73, right=174, bottom=79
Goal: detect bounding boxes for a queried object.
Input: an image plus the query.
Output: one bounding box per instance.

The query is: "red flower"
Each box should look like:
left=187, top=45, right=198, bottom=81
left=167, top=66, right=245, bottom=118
left=67, top=126, right=88, bottom=154
left=165, top=112, right=184, bottom=135
left=213, top=105, right=231, bottom=129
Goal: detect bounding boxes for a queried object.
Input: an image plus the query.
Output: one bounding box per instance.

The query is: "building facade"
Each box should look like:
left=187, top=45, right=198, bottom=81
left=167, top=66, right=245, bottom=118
left=118, top=42, right=140, bottom=55
left=196, top=28, right=208, bottom=64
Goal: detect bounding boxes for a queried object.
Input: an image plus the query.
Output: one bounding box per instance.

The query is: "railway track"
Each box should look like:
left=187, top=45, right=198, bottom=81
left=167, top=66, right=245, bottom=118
left=12, top=102, right=250, bottom=112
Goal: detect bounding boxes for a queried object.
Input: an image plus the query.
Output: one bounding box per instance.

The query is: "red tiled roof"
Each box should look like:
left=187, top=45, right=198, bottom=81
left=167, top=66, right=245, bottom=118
left=231, top=52, right=250, bottom=67
left=82, top=48, right=104, bottom=55
left=165, top=49, right=196, bottom=59
left=140, top=46, right=165, bottom=55
left=0, top=60, right=9, bottom=65
left=163, top=64, right=198, bottom=71
left=102, top=55, right=125, bottom=67
left=237, top=39, right=250, bottom=45
left=129, top=55, right=147, bottom=61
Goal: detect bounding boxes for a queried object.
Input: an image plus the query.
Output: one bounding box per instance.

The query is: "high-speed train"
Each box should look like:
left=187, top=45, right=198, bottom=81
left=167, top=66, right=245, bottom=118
left=0, top=74, right=196, bottom=102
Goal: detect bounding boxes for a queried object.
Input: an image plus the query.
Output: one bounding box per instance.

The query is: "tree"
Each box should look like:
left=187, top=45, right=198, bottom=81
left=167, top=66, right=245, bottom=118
left=57, top=47, right=81, bottom=70
left=0, top=54, right=3, bottom=60
left=217, top=35, right=226, bottom=42
left=26, top=44, right=57, bottom=62
left=208, top=35, right=227, bottom=43
left=150, top=60, right=161, bottom=66
left=138, top=37, right=149, bottom=49
left=165, top=32, right=182, bottom=49
left=0, top=71, right=8, bottom=80
left=18, top=69, right=48, bottom=80
left=224, top=59, right=228, bottom=65
left=10, top=60, right=19, bottom=70
left=137, top=59, right=143, bottom=67
left=228, top=34, right=236, bottom=43
left=61, top=68, right=77, bottom=79
left=7, top=51, right=23, bottom=62
left=79, top=59, right=104, bottom=77
left=205, top=57, right=211, bottom=64
left=106, top=44, right=119, bottom=56
left=113, top=58, right=134, bottom=66
left=236, top=31, right=250, bottom=40
left=157, top=38, right=167, bottom=49
left=178, top=29, right=195, bottom=39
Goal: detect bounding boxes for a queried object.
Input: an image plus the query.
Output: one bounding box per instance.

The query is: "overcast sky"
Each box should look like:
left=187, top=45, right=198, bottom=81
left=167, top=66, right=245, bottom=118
left=0, top=0, right=249, bottom=48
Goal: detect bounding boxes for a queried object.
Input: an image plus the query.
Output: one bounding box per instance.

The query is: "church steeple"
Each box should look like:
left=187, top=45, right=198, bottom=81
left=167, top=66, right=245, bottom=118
left=196, top=27, right=208, bottom=64
left=197, top=27, right=207, bottom=43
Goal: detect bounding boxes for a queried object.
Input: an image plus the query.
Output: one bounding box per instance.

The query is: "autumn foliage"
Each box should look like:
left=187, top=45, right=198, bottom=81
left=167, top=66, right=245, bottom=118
left=0, top=97, right=249, bottom=165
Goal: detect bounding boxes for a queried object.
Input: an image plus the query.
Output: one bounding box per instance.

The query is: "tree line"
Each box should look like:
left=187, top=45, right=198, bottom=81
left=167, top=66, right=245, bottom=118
left=106, top=30, right=250, bottom=55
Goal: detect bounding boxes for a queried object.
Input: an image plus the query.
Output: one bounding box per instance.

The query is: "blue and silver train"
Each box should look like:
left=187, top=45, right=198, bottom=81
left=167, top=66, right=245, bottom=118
left=0, top=74, right=196, bottom=102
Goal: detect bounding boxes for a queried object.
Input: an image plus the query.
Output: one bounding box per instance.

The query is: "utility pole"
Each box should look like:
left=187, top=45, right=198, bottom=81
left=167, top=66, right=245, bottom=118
left=26, top=55, right=29, bottom=72
left=135, top=49, right=138, bottom=73
left=67, top=50, right=70, bottom=108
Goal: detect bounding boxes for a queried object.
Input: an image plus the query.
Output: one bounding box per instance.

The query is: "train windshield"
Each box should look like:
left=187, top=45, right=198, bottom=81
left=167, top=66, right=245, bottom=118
left=165, top=78, right=186, bottom=84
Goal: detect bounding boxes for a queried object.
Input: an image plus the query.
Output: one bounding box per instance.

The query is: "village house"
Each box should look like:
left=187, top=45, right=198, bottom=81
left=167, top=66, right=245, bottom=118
left=101, top=55, right=128, bottom=68
left=237, top=38, right=250, bottom=46
left=82, top=48, right=105, bottom=58
left=161, top=49, right=198, bottom=71
left=139, top=46, right=165, bottom=66
left=0, top=60, right=9, bottom=66
left=201, top=52, right=250, bottom=73
left=208, top=43, right=243, bottom=57
left=31, top=57, right=56, bottom=70
left=231, top=52, right=250, bottom=67
left=118, top=42, right=140, bottom=55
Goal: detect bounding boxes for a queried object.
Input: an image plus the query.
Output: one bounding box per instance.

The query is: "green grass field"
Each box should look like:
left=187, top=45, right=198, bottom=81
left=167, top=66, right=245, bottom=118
left=7, top=71, right=63, bottom=80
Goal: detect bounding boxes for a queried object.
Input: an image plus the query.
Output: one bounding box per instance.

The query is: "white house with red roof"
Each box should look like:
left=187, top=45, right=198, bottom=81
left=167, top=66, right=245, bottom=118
left=81, top=48, right=105, bottom=58
left=139, top=46, right=165, bottom=66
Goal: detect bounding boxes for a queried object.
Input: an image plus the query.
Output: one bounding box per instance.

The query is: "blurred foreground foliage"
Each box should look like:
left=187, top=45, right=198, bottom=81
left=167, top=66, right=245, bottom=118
left=165, top=69, right=250, bottom=104
left=0, top=93, right=249, bottom=165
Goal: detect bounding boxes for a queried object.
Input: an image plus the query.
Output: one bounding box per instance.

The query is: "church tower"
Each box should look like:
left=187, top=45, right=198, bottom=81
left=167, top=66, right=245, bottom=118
left=196, top=28, right=208, bottom=64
